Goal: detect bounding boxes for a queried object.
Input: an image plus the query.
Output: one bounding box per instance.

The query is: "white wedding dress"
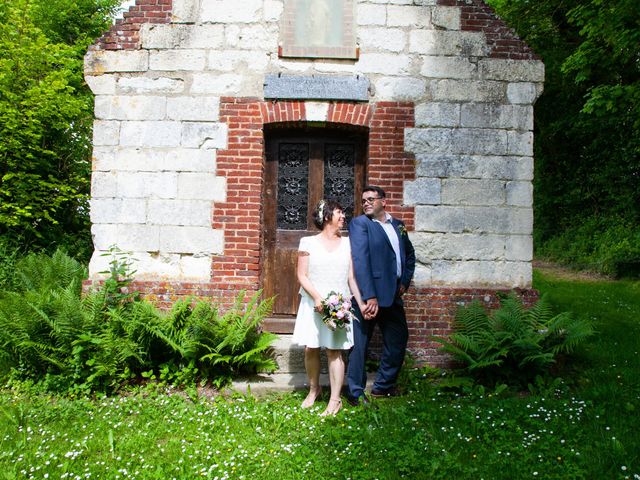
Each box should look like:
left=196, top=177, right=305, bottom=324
left=291, top=235, right=354, bottom=349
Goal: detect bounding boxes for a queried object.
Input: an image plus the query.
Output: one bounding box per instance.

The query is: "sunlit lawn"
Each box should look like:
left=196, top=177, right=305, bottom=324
left=0, top=268, right=638, bottom=479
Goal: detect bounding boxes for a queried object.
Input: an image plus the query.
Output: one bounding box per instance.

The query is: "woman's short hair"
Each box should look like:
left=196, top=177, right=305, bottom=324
left=313, top=199, right=343, bottom=230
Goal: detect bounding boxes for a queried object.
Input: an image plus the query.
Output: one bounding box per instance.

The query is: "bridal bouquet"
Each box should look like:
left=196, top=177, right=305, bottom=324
left=320, top=291, right=355, bottom=331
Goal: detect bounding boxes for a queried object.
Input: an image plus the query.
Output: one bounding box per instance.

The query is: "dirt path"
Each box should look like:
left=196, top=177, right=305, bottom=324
left=533, top=260, right=613, bottom=282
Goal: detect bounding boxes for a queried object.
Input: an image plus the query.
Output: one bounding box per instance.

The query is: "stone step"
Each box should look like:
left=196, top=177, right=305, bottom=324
left=270, top=334, right=330, bottom=374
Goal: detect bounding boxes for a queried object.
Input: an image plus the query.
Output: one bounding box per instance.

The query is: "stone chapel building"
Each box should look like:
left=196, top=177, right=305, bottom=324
left=84, top=0, right=544, bottom=365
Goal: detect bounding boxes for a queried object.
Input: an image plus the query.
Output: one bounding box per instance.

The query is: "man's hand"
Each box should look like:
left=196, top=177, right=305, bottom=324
left=398, top=284, right=407, bottom=297
left=363, top=298, right=378, bottom=320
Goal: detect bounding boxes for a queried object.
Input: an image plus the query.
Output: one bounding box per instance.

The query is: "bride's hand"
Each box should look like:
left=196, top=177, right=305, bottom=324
left=314, top=299, right=323, bottom=313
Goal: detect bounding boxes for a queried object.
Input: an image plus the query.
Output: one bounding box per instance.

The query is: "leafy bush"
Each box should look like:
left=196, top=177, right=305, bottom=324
left=0, top=249, right=277, bottom=393
left=434, top=295, right=594, bottom=388
left=538, top=215, right=640, bottom=278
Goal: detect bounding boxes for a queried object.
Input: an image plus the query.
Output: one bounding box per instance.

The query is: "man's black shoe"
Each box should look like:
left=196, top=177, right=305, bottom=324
left=370, top=387, right=402, bottom=398
left=346, top=395, right=370, bottom=407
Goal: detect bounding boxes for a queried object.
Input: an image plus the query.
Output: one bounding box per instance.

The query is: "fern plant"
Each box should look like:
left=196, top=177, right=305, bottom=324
left=434, top=295, right=594, bottom=387
left=0, top=249, right=279, bottom=393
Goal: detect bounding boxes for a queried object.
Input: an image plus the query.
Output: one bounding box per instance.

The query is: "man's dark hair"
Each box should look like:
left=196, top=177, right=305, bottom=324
left=362, top=185, right=386, bottom=198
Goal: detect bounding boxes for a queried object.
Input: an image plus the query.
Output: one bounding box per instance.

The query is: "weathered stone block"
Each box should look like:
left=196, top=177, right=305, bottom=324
left=117, top=172, right=178, bottom=199
left=92, top=147, right=116, bottom=171
left=304, top=102, right=329, bottom=121
left=180, top=255, right=212, bottom=279
left=91, top=171, right=118, bottom=198
left=181, top=122, right=228, bottom=149
left=359, top=27, right=406, bottom=52
left=147, top=199, right=212, bottom=226
left=149, top=50, right=206, bottom=71
left=167, top=96, right=220, bottom=121
left=117, top=224, right=160, bottom=251
left=90, top=198, right=146, bottom=224
left=94, top=95, right=167, bottom=121
left=141, top=24, right=225, bottom=49
left=506, top=181, right=533, bottom=207
left=112, top=148, right=161, bottom=172
left=507, top=82, right=540, bottom=104
left=415, top=155, right=534, bottom=181
left=415, top=102, right=460, bottom=127
left=93, top=120, right=120, bottom=146
left=413, top=232, right=506, bottom=262
left=177, top=173, right=226, bottom=201
left=442, top=179, right=505, bottom=206
left=480, top=59, right=545, bottom=82
left=430, top=260, right=531, bottom=287
left=357, top=53, right=410, bottom=75
left=420, top=56, right=477, bottom=79
left=118, top=77, right=185, bottom=94
left=373, top=77, right=426, bottom=101
left=226, top=24, right=278, bottom=50
left=463, top=206, right=533, bottom=234
left=403, top=178, right=441, bottom=205
left=171, top=0, right=199, bottom=23
left=208, top=51, right=270, bottom=72
left=190, top=73, right=243, bottom=94
left=85, top=51, right=149, bottom=74
left=85, top=75, right=117, bottom=95
left=409, top=31, right=487, bottom=56
left=200, top=0, right=262, bottom=23
left=431, top=6, right=461, bottom=30
left=264, top=0, right=284, bottom=22
left=91, top=224, right=117, bottom=251
left=507, top=130, right=534, bottom=156
left=505, top=235, right=533, bottom=261
left=134, top=252, right=181, bottom=279
left=159, top=226, right=224, bottom=254
left=387, top=5, right=431, bottom=27
left=430, top=79, right=505, bottom=102
left=120, top=121, right=182, bottom=148
left=415, top=206, right=464, bottom=233
left=461, top=104, right=533, bottom=130
left=357, top=4, right=387, bottom=25
left=405, top=128, right=509, bottom=156
left=164, top=148, right=216, bottom=173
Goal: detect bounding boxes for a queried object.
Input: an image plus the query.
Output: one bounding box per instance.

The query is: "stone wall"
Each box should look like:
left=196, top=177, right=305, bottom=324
left=85, top=0, right=544, bottom=362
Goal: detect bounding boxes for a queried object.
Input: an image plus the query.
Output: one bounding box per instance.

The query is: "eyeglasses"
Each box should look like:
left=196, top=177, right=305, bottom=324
left=361, top=196, right=382, bottom=205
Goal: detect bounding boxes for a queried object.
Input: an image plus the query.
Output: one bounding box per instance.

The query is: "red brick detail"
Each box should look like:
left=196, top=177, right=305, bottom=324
left=367, top=101, right=416, bottom=228
left=437, top=0, right=539, bottom=60
left=92, top=0, right=172, bottom=51
left=403, top=286, right=539, bottom=366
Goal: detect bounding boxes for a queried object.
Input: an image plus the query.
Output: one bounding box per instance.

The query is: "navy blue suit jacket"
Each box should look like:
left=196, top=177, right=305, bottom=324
left=349, top=214, right=416, bottom=308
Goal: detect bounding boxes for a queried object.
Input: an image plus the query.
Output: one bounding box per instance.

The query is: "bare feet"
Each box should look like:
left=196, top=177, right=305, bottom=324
left=320, top=398, right=342, bottom=417
left=301, top=386, right=322, bottom=409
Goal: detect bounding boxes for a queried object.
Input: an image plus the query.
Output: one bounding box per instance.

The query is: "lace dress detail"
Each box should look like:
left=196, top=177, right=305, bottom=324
left=292, top=235, right=354, bottom=349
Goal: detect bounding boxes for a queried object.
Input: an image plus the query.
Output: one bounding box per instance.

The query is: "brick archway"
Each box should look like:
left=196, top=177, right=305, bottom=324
left=212, top=98, right=416, bottom=298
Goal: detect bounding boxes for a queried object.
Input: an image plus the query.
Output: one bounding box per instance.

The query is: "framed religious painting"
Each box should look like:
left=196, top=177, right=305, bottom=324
left=279, top=0, right=358, bottom=59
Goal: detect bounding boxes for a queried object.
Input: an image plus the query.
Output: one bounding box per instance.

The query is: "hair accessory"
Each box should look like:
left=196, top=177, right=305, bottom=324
left=318, top=200, right=325, bottom=225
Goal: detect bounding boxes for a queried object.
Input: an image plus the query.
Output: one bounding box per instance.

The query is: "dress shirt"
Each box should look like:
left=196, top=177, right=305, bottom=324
left=373, top=212, right=401, bottom=278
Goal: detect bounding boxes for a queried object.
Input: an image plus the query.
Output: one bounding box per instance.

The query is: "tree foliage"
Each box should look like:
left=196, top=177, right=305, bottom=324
left=487, top=0, right=640, bottom=261
left=0, top=0, right=119, bottom=257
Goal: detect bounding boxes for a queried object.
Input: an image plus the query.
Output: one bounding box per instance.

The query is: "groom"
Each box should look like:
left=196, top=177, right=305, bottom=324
left=347, top=185, right=416, bottom=405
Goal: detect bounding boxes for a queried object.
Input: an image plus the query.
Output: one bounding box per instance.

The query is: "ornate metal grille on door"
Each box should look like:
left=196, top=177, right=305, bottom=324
left=276, top=142, right=355, bottom=230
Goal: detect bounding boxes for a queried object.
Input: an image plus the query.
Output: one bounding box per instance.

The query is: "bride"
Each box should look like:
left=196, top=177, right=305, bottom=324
left=292, top=199, right=365, bottom=416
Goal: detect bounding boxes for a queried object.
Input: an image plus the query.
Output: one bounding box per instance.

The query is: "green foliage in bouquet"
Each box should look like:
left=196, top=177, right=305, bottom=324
left=434, top=295, right=594, bottom=388
left=0, top=249, right=277, bottom=394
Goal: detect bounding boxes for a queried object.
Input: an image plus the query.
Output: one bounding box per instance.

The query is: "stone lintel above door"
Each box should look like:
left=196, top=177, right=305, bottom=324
left=264, top=74, right=370, bottom=102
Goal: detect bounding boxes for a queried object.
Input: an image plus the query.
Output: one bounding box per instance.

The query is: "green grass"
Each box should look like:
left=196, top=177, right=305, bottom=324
left=0, top=269, right=638, bottom=479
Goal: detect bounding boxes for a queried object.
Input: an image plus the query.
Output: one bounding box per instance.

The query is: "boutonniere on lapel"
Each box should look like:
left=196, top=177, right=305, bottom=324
left=397, top=225, right=408, bottom=237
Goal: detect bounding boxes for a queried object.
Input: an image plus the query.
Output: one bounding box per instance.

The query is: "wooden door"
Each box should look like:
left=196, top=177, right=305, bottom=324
left=262, top=128, right=367, bottom=323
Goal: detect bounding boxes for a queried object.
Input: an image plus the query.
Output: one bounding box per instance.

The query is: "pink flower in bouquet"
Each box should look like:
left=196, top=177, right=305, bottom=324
left=320, top=290, right=355, bottom=331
